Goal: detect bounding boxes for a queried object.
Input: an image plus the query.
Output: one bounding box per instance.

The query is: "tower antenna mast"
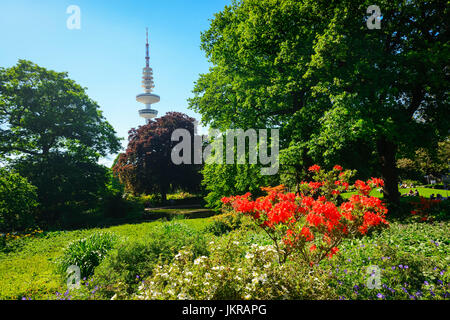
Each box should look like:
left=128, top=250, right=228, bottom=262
left=137, top=28, right=159, bottom=123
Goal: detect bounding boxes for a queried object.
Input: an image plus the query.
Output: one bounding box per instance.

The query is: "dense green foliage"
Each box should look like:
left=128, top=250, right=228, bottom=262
left=92, top=222, right=209, bottom=297
left=0, top=167, right=38, bottom=231
left=14, top=152, right=111, bottom=227
left=189, top=0, right=449, bottom=206
left=323, top=222, right=449, bottom=300
left=202, top=162, right=279, bottom=209
left=0, top=60, right=121, bottom=227
left=136, top=230, right=334, bottom=299
left=56, top=232, right=119, bottom=279
left=0, top=60, right=120, bottom=158
left=397, top=140, right=450, bottom=182
left=135, top=219, right=448, bottom=300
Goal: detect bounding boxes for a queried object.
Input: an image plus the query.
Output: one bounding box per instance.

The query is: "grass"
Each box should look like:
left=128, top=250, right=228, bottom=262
left=342, top=187, right=448, bottom=199
left=144, top=208, right=216, bottom=220
left=0, top=215, right=214, bottom=300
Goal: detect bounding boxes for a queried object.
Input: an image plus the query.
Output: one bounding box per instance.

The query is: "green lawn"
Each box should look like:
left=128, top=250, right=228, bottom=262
left=342, top=187, right=449, bottom=199
left=0, top=214, right=214, bottom=300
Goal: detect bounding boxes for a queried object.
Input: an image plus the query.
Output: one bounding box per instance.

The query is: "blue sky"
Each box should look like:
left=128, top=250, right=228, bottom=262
left=0, top=0, right=230, bottom=165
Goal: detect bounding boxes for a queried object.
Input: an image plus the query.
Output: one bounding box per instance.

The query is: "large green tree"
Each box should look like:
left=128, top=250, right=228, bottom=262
left=0, top=60, right=120, bottom=158
left=189, top=0, right=449, bottom=205
left=0, top=60, right=121, bottom=223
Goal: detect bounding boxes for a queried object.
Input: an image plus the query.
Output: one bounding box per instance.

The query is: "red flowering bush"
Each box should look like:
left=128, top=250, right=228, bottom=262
left=222, top=165, right=388, bottom=265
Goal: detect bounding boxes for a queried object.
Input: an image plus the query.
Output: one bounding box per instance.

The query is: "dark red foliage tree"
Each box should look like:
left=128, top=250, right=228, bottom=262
left=113, top=112, right=202, bottom=201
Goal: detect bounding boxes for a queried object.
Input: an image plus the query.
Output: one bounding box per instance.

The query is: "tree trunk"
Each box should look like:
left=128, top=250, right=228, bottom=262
left=377, top=136, right=400, bottom=206
left=160, top=187, right=167, bottom=204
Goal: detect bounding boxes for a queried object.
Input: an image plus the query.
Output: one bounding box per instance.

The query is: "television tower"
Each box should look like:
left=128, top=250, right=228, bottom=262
left=137, top=28, right=159, bottom=123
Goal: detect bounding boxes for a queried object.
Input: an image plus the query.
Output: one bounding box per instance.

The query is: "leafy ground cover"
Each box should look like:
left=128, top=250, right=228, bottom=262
left=0, top=212, right=212, bottom=300
left=0, top=191, right=448, bottom=300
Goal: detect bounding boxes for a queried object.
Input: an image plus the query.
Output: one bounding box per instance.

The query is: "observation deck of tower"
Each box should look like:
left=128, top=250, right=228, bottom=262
left=136, top=28, right=159, bottom=123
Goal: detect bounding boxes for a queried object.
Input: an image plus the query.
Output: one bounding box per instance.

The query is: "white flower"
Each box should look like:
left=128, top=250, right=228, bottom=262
left=245, top=252, right=254, bottom=259
left=194, top=257, right=207, bottom=265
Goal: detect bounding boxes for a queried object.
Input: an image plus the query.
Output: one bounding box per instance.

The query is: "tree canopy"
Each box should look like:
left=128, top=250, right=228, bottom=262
left=189, top=0, right=449, bottom=205
left=113, top=112, right=202, bottom=201
left=0, top=60, right=121, bottom=225
left=0, top=60, right=121, bottom=159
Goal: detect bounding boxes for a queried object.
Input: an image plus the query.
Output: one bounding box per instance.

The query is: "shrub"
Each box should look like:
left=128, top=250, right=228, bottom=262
left=0, top=168, right=38, bottom=232
left=137, top=194, right=163, bottom=208
left=167, top=192, right=194, bottom=201
left=135, top=221, right=449, bottom=301
left=222, top=165, right=388, bottom=265
left=135, top=230, right=336, bottom=300
left=91, top=222, right=209, bottom=298
left=56, top=232, right=119, bottom=279
left=203, top=212, right=244, bottom=236
left=321, top=222, right=449, bottom=300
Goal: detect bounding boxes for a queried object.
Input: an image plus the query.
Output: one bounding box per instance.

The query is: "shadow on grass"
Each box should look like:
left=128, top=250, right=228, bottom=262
left=41, top=206, right=218, bottom=232
left=142, top=208, right=217, bottom=221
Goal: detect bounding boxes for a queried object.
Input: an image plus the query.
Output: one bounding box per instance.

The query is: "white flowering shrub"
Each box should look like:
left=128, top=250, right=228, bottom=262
left=134, top=231, right=335, bottom=300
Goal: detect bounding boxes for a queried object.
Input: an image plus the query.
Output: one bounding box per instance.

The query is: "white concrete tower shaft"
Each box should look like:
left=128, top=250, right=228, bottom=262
left=137, top=28, right=160, bottom=123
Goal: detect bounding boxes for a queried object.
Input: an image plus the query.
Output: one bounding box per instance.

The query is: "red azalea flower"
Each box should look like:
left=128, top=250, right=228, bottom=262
left=328, top=247, right=339, bottom=259
left=221, top=197, right=231, bottom=204
left=308, top=165, right=321, bottom=172
left=308, top=181, right=323, bottom=189
left=301, top=227, right=314, bottom=241
left=221, top=167, right=388, bottom=266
